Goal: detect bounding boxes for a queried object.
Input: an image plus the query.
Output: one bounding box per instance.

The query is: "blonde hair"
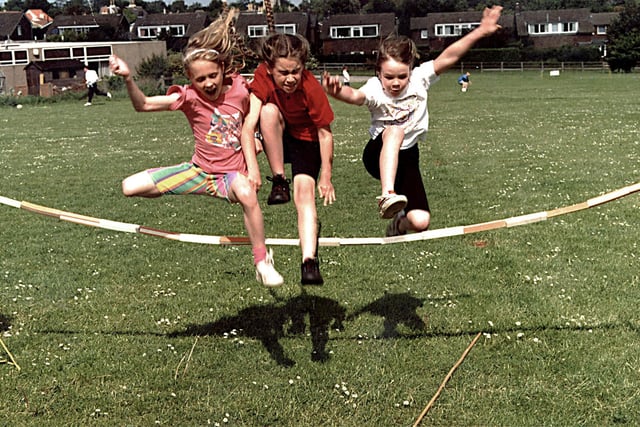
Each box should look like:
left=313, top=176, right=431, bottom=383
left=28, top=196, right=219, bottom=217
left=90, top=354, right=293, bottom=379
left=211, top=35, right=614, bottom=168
left=183, top=9, right=245, bottom=76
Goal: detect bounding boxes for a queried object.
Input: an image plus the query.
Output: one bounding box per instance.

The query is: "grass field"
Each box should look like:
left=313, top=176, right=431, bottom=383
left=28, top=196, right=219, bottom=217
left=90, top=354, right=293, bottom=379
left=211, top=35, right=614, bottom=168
left=1, top=70, right=640, bottom=426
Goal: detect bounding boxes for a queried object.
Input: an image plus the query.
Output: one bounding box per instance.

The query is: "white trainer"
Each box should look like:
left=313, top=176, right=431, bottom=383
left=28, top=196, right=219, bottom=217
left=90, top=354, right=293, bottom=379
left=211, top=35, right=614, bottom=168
left=255, top=249, right=284, bottom=287
left=377, top=193, right=408, bottom=219
left=386, top=210, right=407, bottom=237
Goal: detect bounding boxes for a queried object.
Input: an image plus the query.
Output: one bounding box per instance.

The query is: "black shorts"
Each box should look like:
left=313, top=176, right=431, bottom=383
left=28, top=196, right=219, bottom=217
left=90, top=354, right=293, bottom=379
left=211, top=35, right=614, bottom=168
left=362, top=133, right=430, bottom=213
left=283, top=132, right=321, bottom=180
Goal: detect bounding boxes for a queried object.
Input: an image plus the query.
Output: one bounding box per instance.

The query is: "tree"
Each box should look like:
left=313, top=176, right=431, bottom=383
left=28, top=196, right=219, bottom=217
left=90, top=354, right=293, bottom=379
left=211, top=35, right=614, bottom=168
left=25, top=0, right=52, bottom=12
left=62, top=0, right=91, bottom=15
left=170, top=0, right=186, bottom=12
left=3, top=0, right=25, bottom=11
left=606, top=1, right=640, bottom=72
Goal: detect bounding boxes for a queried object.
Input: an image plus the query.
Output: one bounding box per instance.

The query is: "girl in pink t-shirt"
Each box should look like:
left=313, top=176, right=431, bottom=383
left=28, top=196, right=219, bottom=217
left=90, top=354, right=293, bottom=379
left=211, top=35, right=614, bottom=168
left=109, top=10, right=283, bottom=287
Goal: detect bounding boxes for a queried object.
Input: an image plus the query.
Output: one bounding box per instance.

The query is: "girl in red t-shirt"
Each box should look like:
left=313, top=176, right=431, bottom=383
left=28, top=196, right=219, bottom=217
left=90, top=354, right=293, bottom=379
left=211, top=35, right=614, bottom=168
left=243, top=33, right=336, bottom=285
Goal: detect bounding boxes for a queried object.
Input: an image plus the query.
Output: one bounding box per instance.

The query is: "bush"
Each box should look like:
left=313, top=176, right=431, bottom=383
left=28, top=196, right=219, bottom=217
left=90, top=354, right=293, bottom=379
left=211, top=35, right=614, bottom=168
left=136, top=54, right=169, bottom=80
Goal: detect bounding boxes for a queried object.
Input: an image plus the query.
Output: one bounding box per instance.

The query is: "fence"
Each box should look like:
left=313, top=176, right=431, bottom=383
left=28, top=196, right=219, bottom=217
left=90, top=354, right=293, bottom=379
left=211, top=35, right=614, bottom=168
left=459, top=61, right=610, bottom=72
left=321, top=61, right=612, bottom=74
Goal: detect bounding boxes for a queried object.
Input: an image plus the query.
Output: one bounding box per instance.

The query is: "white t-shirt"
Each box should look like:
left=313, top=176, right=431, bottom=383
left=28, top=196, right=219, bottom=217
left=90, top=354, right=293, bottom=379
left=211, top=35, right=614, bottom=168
left=359, top=60, right=439, bottom=150
left=85, top=69, right=99, bottom=86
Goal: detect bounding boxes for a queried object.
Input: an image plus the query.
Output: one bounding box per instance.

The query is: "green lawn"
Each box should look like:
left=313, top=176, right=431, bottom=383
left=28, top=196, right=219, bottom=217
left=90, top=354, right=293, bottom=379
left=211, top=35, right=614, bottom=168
left=1, top=70, right=640, bottom=426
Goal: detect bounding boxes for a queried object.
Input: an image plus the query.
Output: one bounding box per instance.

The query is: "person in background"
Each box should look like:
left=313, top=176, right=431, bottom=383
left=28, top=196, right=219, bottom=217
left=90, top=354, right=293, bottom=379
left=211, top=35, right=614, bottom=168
left=458, top=71, right=471, bottom=92
left=84, top=66, right=111, bottom=106
left=342, top=65, right=351, bottom=87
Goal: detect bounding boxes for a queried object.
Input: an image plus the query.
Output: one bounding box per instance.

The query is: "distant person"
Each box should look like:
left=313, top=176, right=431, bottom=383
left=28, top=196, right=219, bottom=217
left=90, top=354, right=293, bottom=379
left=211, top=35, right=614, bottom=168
left=323, top=6, right=502, bottom=236
left=84, top=66, right=111, bottom=106
left=457, top=71, right=471, bottom=92
left=342, top=66, right=351, bottom=87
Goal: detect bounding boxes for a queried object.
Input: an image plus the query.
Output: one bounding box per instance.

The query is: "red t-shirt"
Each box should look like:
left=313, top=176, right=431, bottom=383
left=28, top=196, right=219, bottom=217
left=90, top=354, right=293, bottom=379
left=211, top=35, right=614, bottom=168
left=249, top=62, right=334, bottom=142
left=167, top=74, right=249, bottom=174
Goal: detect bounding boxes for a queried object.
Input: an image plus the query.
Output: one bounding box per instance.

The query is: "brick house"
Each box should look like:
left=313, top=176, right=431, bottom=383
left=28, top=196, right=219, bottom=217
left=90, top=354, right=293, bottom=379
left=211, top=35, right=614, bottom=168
left=410, top=8, right=618, bottom=53
left=319, top=13, right=396, bottom=61
left=410, top=11, right=514, bottom=52
left=47, top=14, right=130, bottom=41
left=235, top=12, right=314, bottom=56
left=131, top=11, right=211, bottom=51
left=0, top=11, right=33, bottom=41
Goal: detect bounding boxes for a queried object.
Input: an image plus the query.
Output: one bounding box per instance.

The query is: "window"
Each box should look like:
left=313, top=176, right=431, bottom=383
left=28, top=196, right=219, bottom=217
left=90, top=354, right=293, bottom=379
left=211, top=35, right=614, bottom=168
left=58, top=25, right=99, bottom=34
left=528, top=21, right=578, bottom=34
left=248, top=24, right=296, bottom=38
left=248, top=25, right=267, bottom=38
left=43, top=48, right=72, bottom=59
left=330, top=25, right=379, bottom=39
left=138, top=27, right=158, bottom=38
left=435, top=22, right=480, bottom=37
left=169, top=25, right=185, bottom=37
left=0, top=50, right=30, bottom=66
left=420, top=29, right=428, bottom=39
left=596, top=25, right=607, bottom=35
left=137, top=25, right=186, bottom=39
left=276, top=24, right=296, bottom=35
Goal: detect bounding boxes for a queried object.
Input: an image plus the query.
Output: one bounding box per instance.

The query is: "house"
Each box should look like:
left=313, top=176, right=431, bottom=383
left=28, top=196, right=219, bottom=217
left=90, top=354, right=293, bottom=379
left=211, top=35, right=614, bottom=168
left=410, top=8, right=617, bottom=53
left=25, top=9, right=53, bottom=40
left=131, top=11, right=211, bottom=51
left=319, top=13, right=396, bottom=61
left=410, top=11, right=514, bottom=52
left=0, top=40, right=166, bottom=95
left=0, top=11, right=33, bottom=41
left=47, top=14, right=130, bottom=41
left=235, top=12, right=313, bottom=55
left=589, top=11, right=618, bottom=54
left=24, top=58, right=85, bottom=96
left=515, top=8, right=594, bottom=49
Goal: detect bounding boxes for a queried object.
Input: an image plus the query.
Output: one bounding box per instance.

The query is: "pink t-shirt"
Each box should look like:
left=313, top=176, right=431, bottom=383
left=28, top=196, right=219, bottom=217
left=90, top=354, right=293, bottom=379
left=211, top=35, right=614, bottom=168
left=167, top=74, right=250, bottom=174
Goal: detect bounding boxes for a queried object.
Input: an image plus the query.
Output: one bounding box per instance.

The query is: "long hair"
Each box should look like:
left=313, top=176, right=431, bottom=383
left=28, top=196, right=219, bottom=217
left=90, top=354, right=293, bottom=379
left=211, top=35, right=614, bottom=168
left=183, top=9, right=245, bottom=77
left=259, top=33, right=310, bottom=68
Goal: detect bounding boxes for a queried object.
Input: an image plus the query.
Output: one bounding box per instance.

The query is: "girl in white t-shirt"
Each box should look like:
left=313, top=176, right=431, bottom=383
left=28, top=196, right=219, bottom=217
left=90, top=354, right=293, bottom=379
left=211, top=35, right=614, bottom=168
left=323, top=6, right=502, bottom=236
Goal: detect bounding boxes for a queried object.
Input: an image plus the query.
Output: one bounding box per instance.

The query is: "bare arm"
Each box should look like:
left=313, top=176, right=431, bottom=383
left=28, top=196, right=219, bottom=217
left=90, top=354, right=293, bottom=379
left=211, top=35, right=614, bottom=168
left=322, top=71, right=366, bottom=106
left=433, top=6, right=503, bottom=75
left=240, top=93, right=264, bottom=191
left=316, top=125, right=335, bottom=206
left=109, top=54, right=177, bottom=112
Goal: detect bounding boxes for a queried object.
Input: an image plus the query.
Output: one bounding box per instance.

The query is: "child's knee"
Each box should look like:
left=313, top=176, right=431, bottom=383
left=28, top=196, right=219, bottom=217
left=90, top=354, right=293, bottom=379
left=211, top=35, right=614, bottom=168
left=232, top=181, right=258, bottom=206
left=382, top=126, right=405, bottom=149
left=407, top=210, right=431, bottom=232
left=121, top=177, right=136, bottom=196
left=260, top=103, right=281, bottom=122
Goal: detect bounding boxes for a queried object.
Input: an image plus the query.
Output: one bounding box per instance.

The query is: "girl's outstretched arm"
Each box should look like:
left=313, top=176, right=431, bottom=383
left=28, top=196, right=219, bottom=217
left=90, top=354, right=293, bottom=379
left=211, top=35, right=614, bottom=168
left=322, top=71, right=366, bottom=106
left=109, top=55, right=177, bottom=112
left=433, top=6, right=503, bottom=75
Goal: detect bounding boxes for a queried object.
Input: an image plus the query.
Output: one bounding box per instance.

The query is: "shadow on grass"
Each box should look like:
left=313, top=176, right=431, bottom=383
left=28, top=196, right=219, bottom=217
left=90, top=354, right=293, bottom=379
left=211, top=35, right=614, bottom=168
left=171, top=291, right=431, bottom=366
left=170, top=292, right=347, bottom=367
left=347, top=292, right=427, bottom=338
left=0, top=313, right=11, bottom=332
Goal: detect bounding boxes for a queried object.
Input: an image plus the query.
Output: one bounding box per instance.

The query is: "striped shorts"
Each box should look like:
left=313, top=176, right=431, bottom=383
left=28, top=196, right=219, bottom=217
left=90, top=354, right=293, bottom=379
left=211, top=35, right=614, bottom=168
left=148, top=162, right=238, bottom=201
